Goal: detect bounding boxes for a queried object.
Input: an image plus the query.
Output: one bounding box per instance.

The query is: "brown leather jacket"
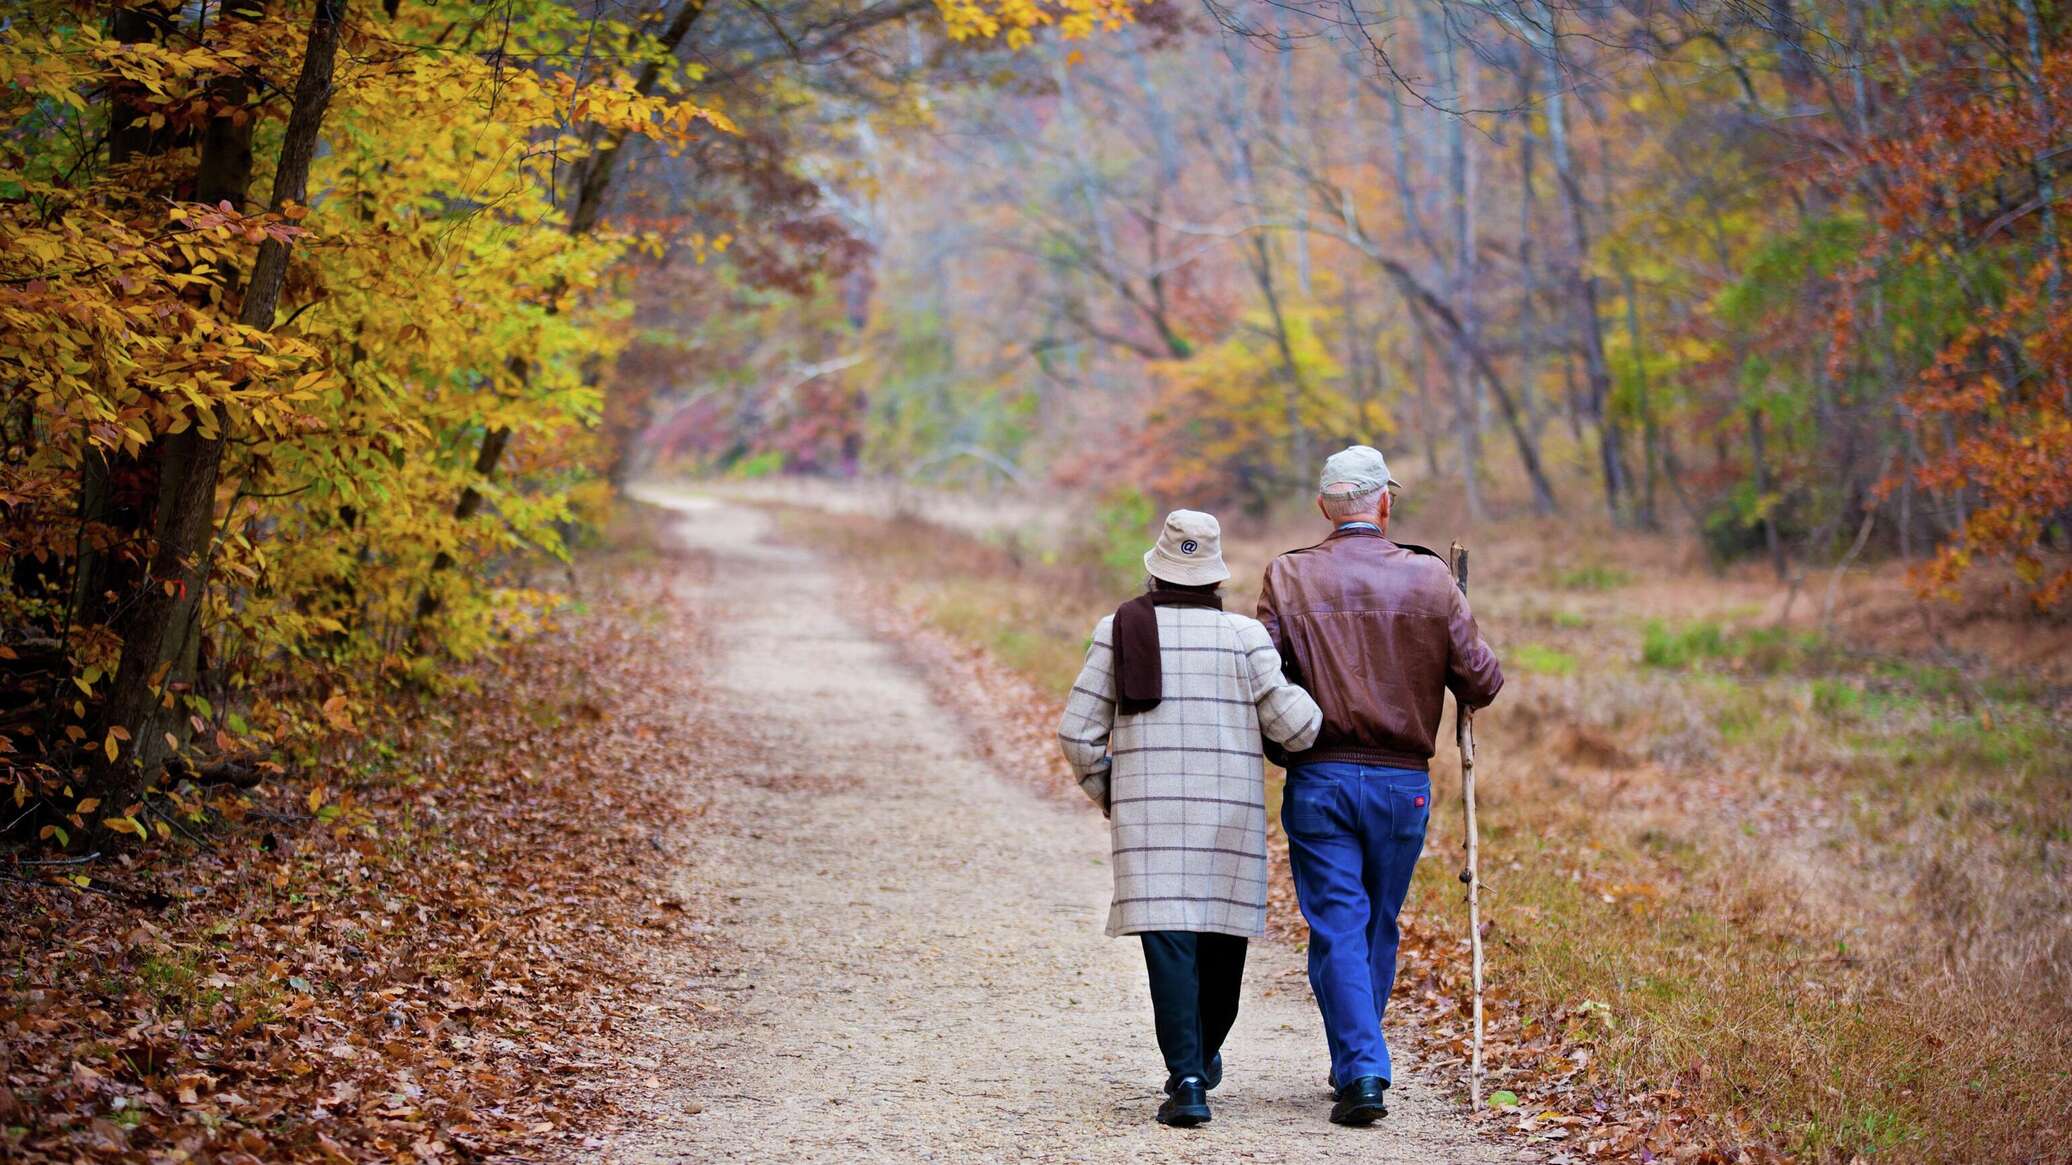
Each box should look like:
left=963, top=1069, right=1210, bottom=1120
left=1256, top=527, right=1503, bottom=770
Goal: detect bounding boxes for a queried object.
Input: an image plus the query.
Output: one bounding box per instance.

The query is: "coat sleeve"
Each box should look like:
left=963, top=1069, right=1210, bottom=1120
left=1445, top=583, right=1505, bottom=710
left=1255, top=558, right=1305, bottom=689
left=1239, top=619, right=1322, bottom=751
left=1255, top=563, right=1283, bottom=646
left=1057, top=616, right=1117, bottom=806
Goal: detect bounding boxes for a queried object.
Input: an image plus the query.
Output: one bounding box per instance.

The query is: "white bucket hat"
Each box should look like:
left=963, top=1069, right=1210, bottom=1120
left=1143, top=509, right=1231, bottom=586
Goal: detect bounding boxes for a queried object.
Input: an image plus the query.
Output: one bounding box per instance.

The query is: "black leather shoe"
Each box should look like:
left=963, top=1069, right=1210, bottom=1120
left=1157, top=1077, right=1211, bottom=1127
left=1165, top=1055, right=1222, bottom=1095
left=1329, top=1075, right=1388, bottom=1125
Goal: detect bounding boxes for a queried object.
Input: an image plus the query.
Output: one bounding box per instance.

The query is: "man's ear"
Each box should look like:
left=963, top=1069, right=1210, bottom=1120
left=1379, top=491, right=1394, bottom=520
left=1315, top=495, right=1328, bottom=520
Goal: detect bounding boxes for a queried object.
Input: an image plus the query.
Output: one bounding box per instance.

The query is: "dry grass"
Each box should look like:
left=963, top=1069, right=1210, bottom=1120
left=755, top=488, right=2072, bottom=1163
left=1446, top=596, right=2072, bottom=1162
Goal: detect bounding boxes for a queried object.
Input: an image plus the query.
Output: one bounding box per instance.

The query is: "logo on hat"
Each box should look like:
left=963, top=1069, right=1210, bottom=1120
left=1180, top=539, right=1199, bottom=555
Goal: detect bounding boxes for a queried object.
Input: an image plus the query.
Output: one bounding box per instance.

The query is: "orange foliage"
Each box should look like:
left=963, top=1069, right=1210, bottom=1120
left=1858, top=36, right=2072, bottom=608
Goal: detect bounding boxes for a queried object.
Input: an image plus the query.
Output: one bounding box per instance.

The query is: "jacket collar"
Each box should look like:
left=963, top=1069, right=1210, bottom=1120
left=1327, top=524, right=1388, bottom=541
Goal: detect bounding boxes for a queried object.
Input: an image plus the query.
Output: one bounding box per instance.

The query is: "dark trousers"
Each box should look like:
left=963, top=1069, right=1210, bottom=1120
left=1139, top=930, right=1249, bottom=1088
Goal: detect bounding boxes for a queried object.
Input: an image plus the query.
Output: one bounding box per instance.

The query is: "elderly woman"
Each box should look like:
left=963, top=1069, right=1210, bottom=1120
left=1057, top=509, right=1322, bottom=1127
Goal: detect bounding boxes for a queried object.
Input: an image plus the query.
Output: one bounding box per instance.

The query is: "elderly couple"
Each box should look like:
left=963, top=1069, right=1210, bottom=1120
left=1056, top=446, right=1504, bottom=1129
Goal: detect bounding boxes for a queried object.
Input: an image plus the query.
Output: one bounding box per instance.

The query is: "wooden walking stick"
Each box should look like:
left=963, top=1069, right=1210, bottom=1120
left=1449, top=540, right=1486, bottom=1110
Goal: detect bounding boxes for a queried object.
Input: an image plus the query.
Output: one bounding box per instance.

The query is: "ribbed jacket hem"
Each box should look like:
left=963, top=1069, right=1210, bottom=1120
left=1286, top=746, right=1431, bottom=771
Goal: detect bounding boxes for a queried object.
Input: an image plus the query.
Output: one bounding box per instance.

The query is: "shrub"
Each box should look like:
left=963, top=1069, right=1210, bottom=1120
left=1090, top=487, right=1157, bottom=589
left=1811, top=677, right=1864, bottom=720
left=1513, top=643, right=1580, bottom=675
left=730, top=450, right=787, bottom=479
left=1641, top=620, right=1727, bottom=668
left=1553, top=563, right=1633, bottom=591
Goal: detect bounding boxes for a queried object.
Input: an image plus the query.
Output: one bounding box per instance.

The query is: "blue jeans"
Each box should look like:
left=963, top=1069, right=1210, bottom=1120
left=1282, top=762, right=1432, bottom=1086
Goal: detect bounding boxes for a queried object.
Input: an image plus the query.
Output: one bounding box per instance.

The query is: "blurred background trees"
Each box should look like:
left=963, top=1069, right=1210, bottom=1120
left=631, top=0, right=2071, bottom=614
left=0, top=0, right=1129, bottom=815
left=2, top=0, right=2066, bottom=819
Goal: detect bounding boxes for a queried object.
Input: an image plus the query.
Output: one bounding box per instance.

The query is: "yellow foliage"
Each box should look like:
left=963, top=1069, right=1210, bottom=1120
left=0, top=0, right=741, bottom=770
left=1139, top=302, right=1390, bottom=510
left=936, top=0, right=1135, bottom=48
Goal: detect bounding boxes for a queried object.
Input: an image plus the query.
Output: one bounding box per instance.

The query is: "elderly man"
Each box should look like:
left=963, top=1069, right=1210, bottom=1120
left=1256, top=446, right=1504, bottom=1126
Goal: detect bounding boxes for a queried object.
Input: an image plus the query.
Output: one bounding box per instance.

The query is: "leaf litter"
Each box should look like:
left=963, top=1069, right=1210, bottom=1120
left=2, top=557, right=718, bottom=1163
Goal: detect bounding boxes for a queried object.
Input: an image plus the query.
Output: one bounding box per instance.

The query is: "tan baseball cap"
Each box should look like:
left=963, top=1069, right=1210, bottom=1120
left=1142, top=509, right=1231, bottom=586
left=1318, top=445, right=1403, bottom=495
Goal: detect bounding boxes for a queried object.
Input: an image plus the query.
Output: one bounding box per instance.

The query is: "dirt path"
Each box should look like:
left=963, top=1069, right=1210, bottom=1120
left=592, top=491, right=1526, bottom=1165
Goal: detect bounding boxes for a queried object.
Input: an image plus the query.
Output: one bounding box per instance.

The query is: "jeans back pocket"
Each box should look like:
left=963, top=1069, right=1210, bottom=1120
left=1283, top=773, right=1342, bottom=839
left=1392, top=780, right=1433, bottom=841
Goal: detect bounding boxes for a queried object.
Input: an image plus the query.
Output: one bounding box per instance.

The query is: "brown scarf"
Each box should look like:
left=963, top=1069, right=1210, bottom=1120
left=1114, top=587, right=1224, bottom=715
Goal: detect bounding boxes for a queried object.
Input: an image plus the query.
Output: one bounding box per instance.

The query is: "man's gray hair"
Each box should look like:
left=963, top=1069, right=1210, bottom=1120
left=1318, top=481, right=1384, bottom=521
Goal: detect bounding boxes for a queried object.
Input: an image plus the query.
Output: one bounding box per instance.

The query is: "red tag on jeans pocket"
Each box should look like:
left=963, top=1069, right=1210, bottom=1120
left=1414, top=795, right=1426, bottom=808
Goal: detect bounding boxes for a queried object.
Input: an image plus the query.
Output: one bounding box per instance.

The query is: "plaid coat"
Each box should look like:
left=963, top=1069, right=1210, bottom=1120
left=1057, top=606, right=1323, bottom=938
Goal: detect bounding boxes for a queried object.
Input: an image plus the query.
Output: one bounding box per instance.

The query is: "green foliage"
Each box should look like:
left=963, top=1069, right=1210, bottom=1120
left=1552, top=564, right=1632, bottom=591
left=1713, top=216, right=1866, bottom=330
left=1641, top=620, right=1728, bottom=669
left=1137, top=298, right=1383, bottom=515
left=1640, top=619, right=1837, bottom=675
left=1513, top=643, right=1580, bottom=675
left=1731, top=627, right=1822, bottom=675
left=1810, top=677, right=1864, bottom=720
left=1701, top=486, right=1804, bottom=563
left=731, top=450, right=787, bottom=479
left=856, top=300, right=1038, bottom=486
left=1091, top=487, right=1156, bottom=586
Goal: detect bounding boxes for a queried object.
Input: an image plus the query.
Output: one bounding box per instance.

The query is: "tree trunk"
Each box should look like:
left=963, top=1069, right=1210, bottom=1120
left=2015, top=0, right=2061, bottom=304
left=1125, top=24, right=1192, bottom=358
left=1244, top=234, right=1314, bottom=485
left=1217, top=39, right=1310, bottom=486
left=414, top=421, right=512, bottom=620
left=566, top=0, right=710, bottom=239
left=1274, top=12, right=1311, bottom=296
left=1748, top=404, right=1789, bottom=582
left=1515, top=52, right=1546, bottom=436
left=1411, top=338, right=1444, bottom=478
left=1418, top=3, right=1484, bottom=520
left=1767, top=0, right=1816, bottom=93
left=73, top=0, right=189, bottom=637
left=1364, top=254, right=1559, bottom=515
left=1531, top=0, right=1628, bottom=521
left=87, top=0, right=346, bottom=804
left=1619, top=263, right=1660, bottom=530
left=139, top=0, right=269, bottom=732
left=193, top=0, right=264, bottom=212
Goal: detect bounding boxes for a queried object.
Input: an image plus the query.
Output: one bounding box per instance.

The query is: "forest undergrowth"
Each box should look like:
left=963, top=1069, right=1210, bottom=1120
left=761, top=491, right=2072, bottom=1165
left=1, top=514, right=716, bottom=1163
